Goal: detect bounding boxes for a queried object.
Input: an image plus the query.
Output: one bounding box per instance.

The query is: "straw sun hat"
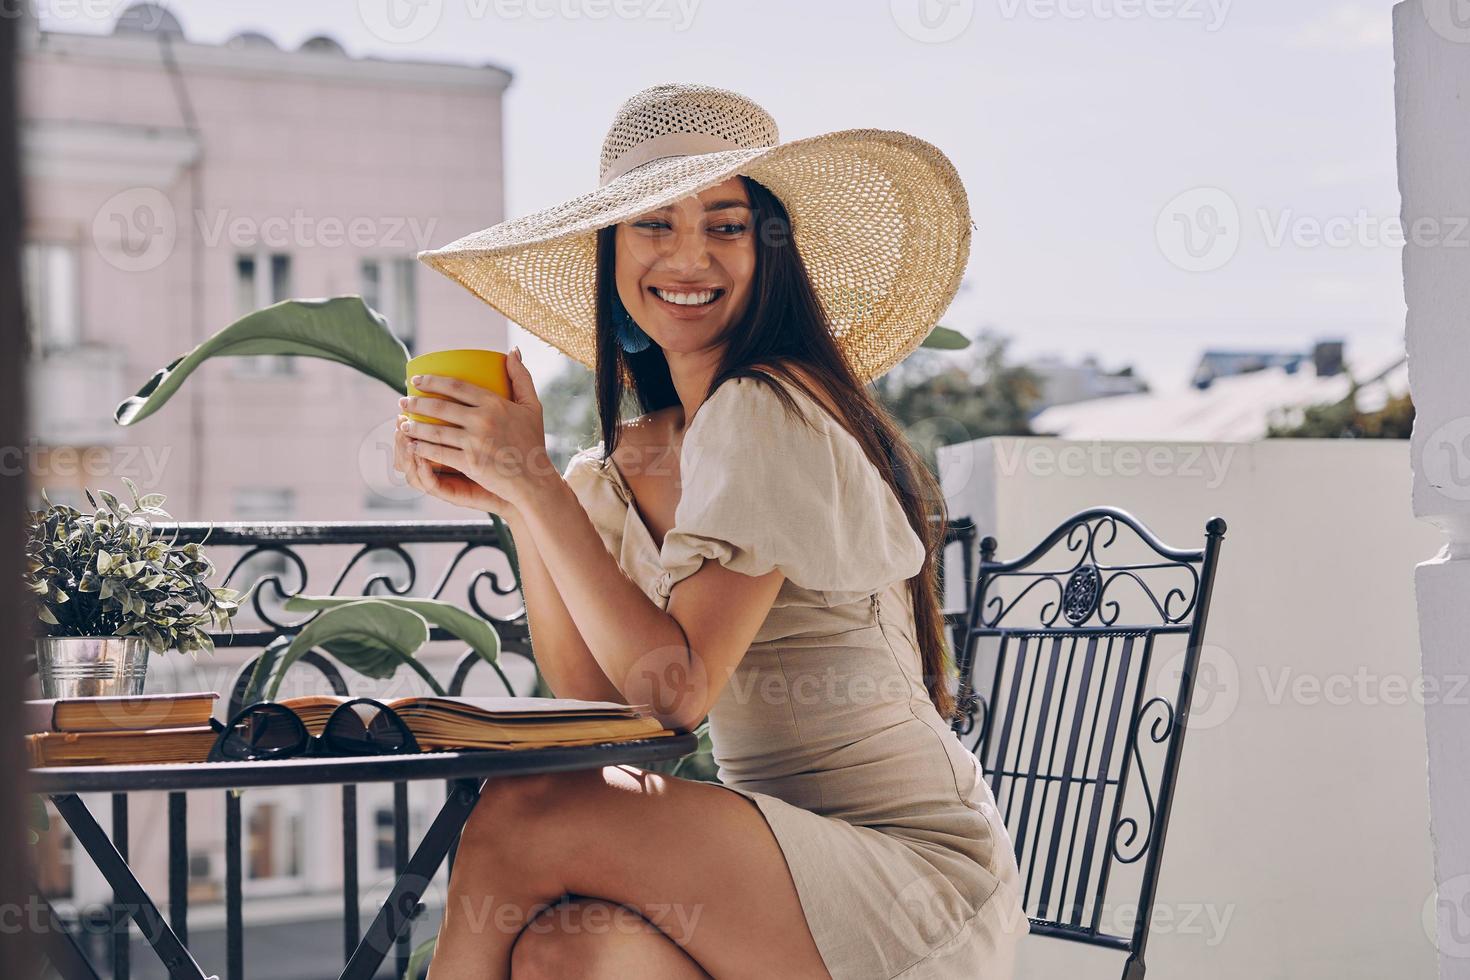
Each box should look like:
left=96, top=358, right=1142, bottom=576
left=417, top=82, right=973, bottom=382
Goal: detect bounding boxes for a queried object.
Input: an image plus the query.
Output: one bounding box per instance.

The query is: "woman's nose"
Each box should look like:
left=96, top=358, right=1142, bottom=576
left=659, top=225, right=712, bottom=272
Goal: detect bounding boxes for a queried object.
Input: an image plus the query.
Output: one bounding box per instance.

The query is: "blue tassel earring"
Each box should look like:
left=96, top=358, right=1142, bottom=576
left=611, top=292, right=652, bottom=354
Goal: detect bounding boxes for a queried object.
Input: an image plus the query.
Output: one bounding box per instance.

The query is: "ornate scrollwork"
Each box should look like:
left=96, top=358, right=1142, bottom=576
left=976, top=513, right=1202, bottom=630
left=205, top=532, right=525, bottom=639
left=1061, top=564, right=1101, bottom=625
left=1110, top=696, right=1176, bottom=865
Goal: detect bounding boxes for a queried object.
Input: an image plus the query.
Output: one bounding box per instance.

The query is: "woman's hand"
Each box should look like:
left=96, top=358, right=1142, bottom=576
left=392, top=424, right=520, bottom=521
left=395, top=347, right=558, bottom=515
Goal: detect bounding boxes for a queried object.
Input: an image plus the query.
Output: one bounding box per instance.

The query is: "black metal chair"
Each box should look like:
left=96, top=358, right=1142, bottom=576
left=950, top=507, right=1227, bottom=980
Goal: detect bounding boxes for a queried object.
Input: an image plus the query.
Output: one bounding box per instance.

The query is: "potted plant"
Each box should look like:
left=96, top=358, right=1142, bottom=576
left=24, top=478, right=241, bottom=698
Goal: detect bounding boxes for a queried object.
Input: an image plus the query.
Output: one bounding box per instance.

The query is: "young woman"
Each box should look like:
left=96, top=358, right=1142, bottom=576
left=397, top=83, right=1026, bottom=980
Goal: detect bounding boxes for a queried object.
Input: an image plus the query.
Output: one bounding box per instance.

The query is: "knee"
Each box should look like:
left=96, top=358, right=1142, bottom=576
left=509, top=899, right=647, bottom=980
left=454, top=771, right=589, bottom=868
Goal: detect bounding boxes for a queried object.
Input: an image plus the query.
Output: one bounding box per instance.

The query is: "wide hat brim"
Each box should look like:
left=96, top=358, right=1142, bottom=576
left=417, top=128, right=973, bottom=382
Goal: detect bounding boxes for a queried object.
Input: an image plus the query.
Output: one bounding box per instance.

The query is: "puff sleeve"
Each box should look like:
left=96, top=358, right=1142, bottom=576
left=561, top=444, right=629, bottom=560
left=654, top=376, right=926, bottom=607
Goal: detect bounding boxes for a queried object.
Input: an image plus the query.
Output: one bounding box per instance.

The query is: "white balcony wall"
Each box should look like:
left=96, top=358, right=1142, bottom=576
left=938, top=436, right=1439, bottom=979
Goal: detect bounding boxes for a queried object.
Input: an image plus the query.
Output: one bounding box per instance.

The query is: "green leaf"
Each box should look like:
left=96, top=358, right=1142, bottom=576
left=284, top=595, right=500, bottom=667
left=95, top=549, right=114, bottom=574
left=403, top=934, right=438, bottom=980
left=244, top=636, right=291, bottom=705
left=920, top=324, right=971, bottom=350
left=115, top=296, right=410, bottom=426
left=265, top=599, right=436, bottom=700
left=97, top=489, right=123, bottom=516
left=489, top=514, right=522, bottom=596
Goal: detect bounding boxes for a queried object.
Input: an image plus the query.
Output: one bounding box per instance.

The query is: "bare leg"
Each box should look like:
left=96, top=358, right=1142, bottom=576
left=427, top=765, right=831, bottom=980
left=508, top=896, right=712, bottom=979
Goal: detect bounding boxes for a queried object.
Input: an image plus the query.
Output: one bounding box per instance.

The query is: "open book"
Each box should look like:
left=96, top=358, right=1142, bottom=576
left=281, top=695, right=681, bottom=751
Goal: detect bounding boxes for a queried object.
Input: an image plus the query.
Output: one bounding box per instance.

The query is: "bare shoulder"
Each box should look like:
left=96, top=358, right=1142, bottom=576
left=611, top=405, right=684, bottom=482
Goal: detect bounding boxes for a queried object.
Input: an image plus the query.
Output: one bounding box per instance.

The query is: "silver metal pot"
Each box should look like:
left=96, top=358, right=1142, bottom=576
left=34, top=636, right=149, bottom=699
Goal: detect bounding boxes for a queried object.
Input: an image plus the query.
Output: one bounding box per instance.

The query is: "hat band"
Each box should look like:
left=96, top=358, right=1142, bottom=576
left=599, top=131, right=755, bottom=186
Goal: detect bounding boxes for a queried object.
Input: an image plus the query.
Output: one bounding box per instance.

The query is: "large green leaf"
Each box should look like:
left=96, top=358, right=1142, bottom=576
left=264, top=599, right=439, bottom=700
left=244, top=635, right=290, bottom=706
left=920, top=324, right=971, bottom=350
left=285, top=594, right=516, bottom=696
left=284, top=594, right=500, bottom=666
left=116, top=296, right=410, bottom=426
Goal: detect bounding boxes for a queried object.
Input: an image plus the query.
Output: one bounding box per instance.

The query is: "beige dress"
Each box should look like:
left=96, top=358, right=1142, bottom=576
left=561, top=375, right=1029, bottom=979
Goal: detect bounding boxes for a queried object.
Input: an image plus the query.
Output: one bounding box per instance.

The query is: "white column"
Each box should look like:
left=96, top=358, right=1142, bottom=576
left=1396, top=3, right=1470, bottom=976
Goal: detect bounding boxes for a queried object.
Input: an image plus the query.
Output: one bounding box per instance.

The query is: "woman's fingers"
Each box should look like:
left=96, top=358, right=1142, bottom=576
left=413, top=456, right=454, bottom=504
left=393, top=427, right=424, bottom=484
left=398, top=395, right=478, bottom=428
left=400, top=432, right=518, bottom=517
left=399, top=418, right=467, bottom=450
left=408, top=374, right=493, bottom=407
left=407, top=437, right=464, bottom=472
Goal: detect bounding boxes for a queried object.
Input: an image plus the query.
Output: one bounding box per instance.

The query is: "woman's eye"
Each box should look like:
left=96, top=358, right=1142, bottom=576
left=712, top=223, right=747, bottom=235
left=633, top=220, right=670, bottom=231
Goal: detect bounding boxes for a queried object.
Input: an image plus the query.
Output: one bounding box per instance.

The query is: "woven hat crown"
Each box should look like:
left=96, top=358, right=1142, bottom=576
left=598, top=83, right=780, bottom=187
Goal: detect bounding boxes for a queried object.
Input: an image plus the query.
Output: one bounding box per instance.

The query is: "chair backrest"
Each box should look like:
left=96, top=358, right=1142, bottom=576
left=950, top=507, right=1226, bottom=980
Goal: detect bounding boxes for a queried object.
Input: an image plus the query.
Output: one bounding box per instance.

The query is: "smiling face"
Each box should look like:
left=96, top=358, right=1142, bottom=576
left=613, top=177, right=756, bottom=358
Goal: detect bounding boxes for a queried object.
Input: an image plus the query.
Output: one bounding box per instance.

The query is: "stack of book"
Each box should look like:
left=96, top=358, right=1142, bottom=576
left=24, top=692, right=219, bottom=768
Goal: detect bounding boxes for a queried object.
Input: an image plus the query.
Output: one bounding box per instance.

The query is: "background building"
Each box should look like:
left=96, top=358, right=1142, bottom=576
left=1033, top=342, right=1409, bottom=442
left=1024, top=353, right=1149, bottom=412
left=20, top=9, right=517, bottom=975
left=20, top=3, right=511, bottom=523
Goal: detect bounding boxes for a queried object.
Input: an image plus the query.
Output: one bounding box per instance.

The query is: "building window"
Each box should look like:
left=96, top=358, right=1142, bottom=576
left=245, top=797, right=305, bottom=891
left=374, top=807, right=396, bottom=870
left=363, top=490, right=420, bottom=513
left=188, top=849, right=221, bottom=904
left=22, top=242, right=81, bottom=354
left=361, top=256, right=418, bottom=354
left=234, top=252, right=295, bottom=377
left=233, top=487, right=294, bottom=521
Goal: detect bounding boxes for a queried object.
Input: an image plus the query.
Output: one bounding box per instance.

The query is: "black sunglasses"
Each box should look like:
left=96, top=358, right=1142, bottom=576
left=207, top=698, right=421, bottom=763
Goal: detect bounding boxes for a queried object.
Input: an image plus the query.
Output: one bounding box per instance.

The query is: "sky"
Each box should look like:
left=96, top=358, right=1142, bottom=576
left=43, top=0, right=1413, bottom=390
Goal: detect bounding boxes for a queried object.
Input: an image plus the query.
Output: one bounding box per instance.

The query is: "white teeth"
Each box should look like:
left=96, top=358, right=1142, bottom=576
left=653, top=287, right=718, bottom=306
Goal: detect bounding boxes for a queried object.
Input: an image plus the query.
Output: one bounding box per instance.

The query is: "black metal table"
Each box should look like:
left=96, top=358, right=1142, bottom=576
left=29, top=734, right=698, bottom=980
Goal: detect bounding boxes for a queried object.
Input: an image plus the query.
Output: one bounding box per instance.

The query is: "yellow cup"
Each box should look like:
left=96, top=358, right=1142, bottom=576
left=404, top=349, right=510, bottom=475
left=404, top=348, right=510, bottom=425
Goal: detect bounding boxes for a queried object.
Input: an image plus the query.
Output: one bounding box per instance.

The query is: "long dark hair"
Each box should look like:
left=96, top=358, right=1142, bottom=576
left=592, top=175, right=957, bottom=722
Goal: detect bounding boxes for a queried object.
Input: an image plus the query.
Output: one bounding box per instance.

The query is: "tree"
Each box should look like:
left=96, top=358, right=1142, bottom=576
left=1266, top=390, right=1414, bottom=439
left=538, top=360, right=601, bottom=469
left=874, top=329, right=1040, bottom=475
